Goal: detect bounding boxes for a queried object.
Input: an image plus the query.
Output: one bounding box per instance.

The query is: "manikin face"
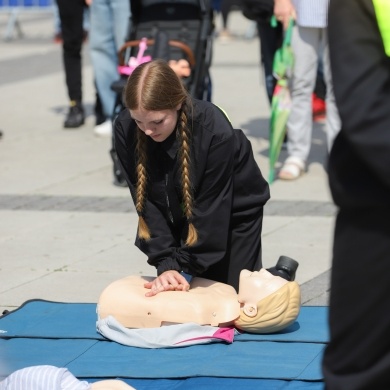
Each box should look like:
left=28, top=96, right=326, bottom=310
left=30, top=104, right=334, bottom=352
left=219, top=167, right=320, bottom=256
left=130, top=106, right=181, bottom=142
left=237, top=269, right=287, bottom=314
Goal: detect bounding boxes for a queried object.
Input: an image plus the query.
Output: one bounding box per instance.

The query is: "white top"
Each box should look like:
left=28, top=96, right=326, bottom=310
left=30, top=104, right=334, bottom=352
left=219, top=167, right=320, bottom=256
left=97, top=315, right=236, bottom=348
left=293, top=0, right=329, bottom=28
left=0, top=366, right=90, bottom=390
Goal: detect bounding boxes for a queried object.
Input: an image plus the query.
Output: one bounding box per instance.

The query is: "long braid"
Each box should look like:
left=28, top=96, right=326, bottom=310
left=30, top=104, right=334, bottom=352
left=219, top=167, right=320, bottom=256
left=124, top=59, right=196, bottom=243
left=136, top=130, right=151, bottom=240
left=178, top=100, right=198, bottom=246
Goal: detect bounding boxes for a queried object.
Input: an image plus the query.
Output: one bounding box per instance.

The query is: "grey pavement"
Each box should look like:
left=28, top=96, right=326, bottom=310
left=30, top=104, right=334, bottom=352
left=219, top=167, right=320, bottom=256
left=0, top=10, right=334, bottom=314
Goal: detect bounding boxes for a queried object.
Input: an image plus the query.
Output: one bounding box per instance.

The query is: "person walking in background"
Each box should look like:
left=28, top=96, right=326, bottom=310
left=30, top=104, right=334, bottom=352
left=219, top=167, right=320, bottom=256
left=218, top=0, right=235, bottom=41
left=240, top=0, right=327, bottom=132
left=274, top=0, right=340, bottom=180
left=87, top=0, right=131, bottom=137
left=323, top=0, right=390, bottom=388
left=56, top=0, right=87, bottom=128
left=53, top=2, right=89, bottom=44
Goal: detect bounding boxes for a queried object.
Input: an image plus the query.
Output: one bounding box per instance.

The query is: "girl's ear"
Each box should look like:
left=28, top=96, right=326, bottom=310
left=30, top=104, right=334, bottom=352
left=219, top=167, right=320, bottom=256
left=176, top=103, right=182, bottom=111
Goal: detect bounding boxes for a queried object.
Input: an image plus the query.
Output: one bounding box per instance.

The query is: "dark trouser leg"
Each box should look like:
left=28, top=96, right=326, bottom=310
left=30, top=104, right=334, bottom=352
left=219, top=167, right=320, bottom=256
left=220, top=0, right=232, bottom=29
left=228, top=210, right=263, bottom=290
left=56, top=0, right=84, bottom=103
left=202, top=210, right=263, bottom=291
left=94, top=85, right=106, bottom=125
left=257, top=20, right=283, bottom=104
left=323, top=209, right=390, bottom=389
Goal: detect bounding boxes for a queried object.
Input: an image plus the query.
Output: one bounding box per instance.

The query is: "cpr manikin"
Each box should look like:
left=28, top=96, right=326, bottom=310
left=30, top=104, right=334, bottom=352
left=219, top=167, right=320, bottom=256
left=98, top=269, right=301, bottom=334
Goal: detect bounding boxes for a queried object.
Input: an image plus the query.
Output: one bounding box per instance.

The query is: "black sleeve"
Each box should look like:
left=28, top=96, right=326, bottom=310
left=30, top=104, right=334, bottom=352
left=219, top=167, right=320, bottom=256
left=328, top=0, right=390, bottom=189
left=182, top=132, right=236, bottom=273
left=113, top=110, right=137, bottom=204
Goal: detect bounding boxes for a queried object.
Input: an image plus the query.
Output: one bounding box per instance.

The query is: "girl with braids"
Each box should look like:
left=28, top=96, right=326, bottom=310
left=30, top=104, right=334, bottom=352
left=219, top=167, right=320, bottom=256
left=114, top=59, right=270, bottom=296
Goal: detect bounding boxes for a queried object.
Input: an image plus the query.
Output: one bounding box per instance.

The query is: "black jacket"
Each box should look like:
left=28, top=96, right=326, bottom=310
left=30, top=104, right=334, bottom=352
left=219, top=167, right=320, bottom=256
left=114, top=99, right=270, bottom=283
left=328, top=0, right=390, bottom=210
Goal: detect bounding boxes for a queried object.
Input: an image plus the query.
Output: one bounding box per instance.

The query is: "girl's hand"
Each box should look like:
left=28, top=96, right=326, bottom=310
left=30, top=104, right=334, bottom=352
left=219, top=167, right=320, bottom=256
left=144, top=270, right=190, bottom=297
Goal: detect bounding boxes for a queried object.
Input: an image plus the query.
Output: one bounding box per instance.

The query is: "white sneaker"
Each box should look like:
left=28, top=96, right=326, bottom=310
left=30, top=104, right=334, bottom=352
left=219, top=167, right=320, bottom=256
left=94, top=119, right=112, bottom=137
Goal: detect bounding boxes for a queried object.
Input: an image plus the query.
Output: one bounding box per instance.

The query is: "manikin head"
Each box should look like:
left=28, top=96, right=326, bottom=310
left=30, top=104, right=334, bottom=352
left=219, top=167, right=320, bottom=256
left=234, top=269, right=301, bottom=333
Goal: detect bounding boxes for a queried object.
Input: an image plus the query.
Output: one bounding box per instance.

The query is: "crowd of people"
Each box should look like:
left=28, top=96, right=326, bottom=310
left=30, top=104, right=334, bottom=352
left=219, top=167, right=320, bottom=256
left=55, top=0, right=130, bottom=136
left=53, top=0, right=333, bottom=175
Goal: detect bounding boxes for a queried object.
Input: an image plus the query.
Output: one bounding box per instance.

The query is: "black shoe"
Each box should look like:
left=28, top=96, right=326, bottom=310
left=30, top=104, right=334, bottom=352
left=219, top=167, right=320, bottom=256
left=64, top=102, right=84, bottom=128
left=267, top=256, right=299, bottom=281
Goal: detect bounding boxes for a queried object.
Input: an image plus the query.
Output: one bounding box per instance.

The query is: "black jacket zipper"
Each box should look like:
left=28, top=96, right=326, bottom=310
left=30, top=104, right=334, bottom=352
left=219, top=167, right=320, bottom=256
left=165, top=173, right=174, bottom=224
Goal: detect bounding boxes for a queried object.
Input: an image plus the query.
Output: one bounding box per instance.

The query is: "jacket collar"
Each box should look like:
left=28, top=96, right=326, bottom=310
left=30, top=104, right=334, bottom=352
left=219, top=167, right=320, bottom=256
left=148, top=129, right=178, bottom=160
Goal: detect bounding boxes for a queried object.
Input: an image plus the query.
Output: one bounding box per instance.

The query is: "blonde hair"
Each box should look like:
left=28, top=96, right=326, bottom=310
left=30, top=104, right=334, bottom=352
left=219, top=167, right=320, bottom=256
left=124, top=59, right=198, bottom=246
left=234, top=281, right=301, bottom=334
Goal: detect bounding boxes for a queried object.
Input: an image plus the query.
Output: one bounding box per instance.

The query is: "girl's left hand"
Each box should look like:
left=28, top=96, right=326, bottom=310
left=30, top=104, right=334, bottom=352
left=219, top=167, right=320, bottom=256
left=144, top=270, right=190, bottom=297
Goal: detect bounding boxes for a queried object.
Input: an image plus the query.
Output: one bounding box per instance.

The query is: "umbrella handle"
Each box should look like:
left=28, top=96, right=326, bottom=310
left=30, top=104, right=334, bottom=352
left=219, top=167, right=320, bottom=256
left=283, top=18, right=294, bottom=46
left=270, top=16, right=294, bottom=47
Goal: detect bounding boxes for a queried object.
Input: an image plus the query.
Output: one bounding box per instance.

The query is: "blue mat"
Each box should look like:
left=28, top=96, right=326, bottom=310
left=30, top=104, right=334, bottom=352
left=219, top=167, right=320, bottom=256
left=0, top=299, right=329, bottom=343
left=103, top=377, right=325, bottom=390
left=0, top=300, right=100, bottom=339
left=0, top=300, right=328, bottom=389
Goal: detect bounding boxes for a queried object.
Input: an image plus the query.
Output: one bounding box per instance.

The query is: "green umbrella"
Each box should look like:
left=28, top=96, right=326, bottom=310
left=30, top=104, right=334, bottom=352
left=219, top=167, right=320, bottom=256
left=268, top=17, right=294, bottom=184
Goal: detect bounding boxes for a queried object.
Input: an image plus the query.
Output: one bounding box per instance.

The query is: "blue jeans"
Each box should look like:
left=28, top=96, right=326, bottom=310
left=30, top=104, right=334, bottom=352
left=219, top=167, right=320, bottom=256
left=89, top=0, right=130, bottom=119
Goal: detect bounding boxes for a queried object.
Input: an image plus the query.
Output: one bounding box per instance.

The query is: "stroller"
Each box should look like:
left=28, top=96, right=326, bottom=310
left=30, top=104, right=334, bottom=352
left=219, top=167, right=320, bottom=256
left=110, top=0, right=215, bottom=186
